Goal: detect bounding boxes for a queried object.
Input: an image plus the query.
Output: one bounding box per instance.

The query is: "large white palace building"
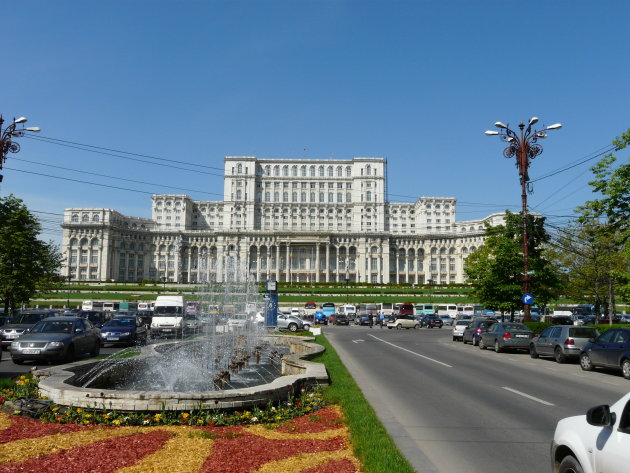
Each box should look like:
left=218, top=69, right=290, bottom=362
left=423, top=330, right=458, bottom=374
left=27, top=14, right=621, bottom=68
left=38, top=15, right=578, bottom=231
left=61, top=157, right=505, bottom=284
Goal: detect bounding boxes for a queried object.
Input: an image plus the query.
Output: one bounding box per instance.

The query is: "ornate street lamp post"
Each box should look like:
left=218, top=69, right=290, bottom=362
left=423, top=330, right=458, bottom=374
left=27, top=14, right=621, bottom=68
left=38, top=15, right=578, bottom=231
left=485, top=118, right=562, bottom=321
left=0, top=115, right=41, bottom=182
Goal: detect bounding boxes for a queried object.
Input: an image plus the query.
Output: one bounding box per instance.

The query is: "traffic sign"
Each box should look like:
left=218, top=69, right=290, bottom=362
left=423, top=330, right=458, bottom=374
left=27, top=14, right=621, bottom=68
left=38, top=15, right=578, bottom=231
left=522, top=293, right=534, bottom=305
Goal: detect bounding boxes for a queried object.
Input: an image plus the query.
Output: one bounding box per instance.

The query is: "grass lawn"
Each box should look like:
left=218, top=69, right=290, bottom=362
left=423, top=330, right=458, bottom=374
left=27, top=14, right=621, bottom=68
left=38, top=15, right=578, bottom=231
left=313, top=333, right=416, bottom=473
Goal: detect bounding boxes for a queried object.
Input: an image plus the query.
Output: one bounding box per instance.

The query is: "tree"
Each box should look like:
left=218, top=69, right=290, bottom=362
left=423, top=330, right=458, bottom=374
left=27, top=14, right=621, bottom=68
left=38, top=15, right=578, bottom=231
left=464, top=212, right=561, bottom=317
left=575, top=128, right=630, bottom=311
left=0, top=195, right=63, bottom=314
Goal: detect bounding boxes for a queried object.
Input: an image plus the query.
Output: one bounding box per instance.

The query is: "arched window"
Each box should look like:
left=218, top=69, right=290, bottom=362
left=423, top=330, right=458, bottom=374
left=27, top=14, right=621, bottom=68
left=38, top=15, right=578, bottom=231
left=366, top=191, right=372, bottom=202
left=292, top=192, right=297, bottom=202
left=265, top=191, right=270, bottom=202
left=69, top=238, right=78, bottom=246
left=80, top=238, right=89, bottom=246
left=282, top=165, right=289, bottom=177
left=291, top=165, right=297, bottom=177
left=92, top=214, right=100, bottom=222
left=337, top=166, right=343, bottom=177
left=310, top=192, right=315, bottom=202
left=310, top=165, right=315, bottom=177
left=265, top=165, right=271, bottom=175
left=366, top=165, right=371, bottom=175
left=256, top=191, right=262, bottom=202
left=274, top=192, right=279, bottom=202
left=273, top=166, right=279, bottom=176
left=283, top=192, right=288, bottom=202
left=301, top=165, right=306, bottom=177
left=328, top=166, right=333, bottom=177
left=91, top=238, right=100, bottom=247
left=346, top=192, right=351, bottom=202
left=71, top=213, right=79, bottom=223
left=449, top=247, right=456, bottom=254
left=462, top=247, right=469, bottom=254
left=431, top=247, right=437, bottom=255
left=237, top=163, right=243, bottom=174
left=235, top=190, right=242, bottom=200
left=82, top=214, right=89, bottom=222
left=346, top=166, right=351, bottom=177
left=319, top=166, right=324, bottom=177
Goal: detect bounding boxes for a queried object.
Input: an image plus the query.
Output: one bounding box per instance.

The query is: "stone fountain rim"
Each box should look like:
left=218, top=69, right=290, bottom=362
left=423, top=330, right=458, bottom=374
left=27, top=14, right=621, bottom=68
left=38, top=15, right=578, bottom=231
left=35, top=334, right=328, bottom=411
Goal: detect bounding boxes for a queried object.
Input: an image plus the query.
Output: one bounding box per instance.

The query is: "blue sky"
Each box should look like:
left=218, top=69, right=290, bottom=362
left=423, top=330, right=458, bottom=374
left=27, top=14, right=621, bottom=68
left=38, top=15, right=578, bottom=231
left=2, top=0, right=629, bottom=244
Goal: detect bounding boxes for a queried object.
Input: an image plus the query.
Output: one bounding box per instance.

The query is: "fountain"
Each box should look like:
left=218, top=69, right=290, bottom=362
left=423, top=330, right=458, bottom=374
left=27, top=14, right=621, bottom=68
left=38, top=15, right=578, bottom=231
left=35, top=262, right=328, bottom=411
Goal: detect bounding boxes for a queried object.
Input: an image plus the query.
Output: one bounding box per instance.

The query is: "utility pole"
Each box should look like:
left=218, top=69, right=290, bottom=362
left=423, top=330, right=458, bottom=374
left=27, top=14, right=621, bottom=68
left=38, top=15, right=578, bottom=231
left=485, top=118, right=562, bottom=322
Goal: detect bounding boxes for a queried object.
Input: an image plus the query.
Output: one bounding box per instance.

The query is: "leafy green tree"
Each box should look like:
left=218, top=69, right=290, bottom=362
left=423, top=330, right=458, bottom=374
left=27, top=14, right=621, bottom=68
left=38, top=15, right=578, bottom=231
left=575, top=128, right=630, bottom=311
left=0, top=195, right=63, bottom=314
left=464, top=212, right=561, bottom=317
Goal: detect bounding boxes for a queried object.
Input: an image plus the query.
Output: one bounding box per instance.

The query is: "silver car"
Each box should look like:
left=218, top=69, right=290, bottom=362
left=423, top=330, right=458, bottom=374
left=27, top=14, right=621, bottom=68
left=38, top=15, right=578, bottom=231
left=530, top=325, right=599, bottom=363
left=479, top=322, right=533, bottom=352
left=276, top=313, right=304, bottom=332
left=10, top=316, right=101, bottom=364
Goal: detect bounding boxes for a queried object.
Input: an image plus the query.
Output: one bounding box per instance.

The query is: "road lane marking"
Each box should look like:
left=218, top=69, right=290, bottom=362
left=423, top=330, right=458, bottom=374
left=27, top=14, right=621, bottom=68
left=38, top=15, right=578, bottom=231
left=502, top=387, right=555, bottom=406
left=368, top=334, right=452, bottom=367
left=352, top=339, right=365, bottom=343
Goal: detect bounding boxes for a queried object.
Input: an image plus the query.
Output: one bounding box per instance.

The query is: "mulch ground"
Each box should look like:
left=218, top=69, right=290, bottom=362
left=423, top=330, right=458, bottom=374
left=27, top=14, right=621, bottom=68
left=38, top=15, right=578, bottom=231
left=0, top=406, right=362, bottom=473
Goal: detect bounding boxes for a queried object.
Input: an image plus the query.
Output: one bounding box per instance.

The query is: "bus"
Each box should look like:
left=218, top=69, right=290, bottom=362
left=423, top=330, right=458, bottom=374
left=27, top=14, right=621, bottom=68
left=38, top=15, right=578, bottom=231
left=119, top=301, right=138, bottom=312
left=103, top=302, right=120, bottom=312
left=366, top=303, right=380, bottom=316
left=381, top=302, right=394, bottom=316
left=321, top=303, right=336, bottom=318
left=138, top=302, right=151, bottom=311
left=436, top=304, right=458, bottom=317
left=186, top=301, right=200, bottom=316
left=415, top=304, right=435, bottom=316
left=82, top=300, right=105, bottom=312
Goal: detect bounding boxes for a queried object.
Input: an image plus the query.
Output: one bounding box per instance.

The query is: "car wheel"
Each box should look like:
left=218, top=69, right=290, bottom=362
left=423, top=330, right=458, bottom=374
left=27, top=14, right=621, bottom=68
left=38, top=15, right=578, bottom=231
left=554, top=346, right=567, bottom=364
left=462, top=336, right=468, bottom=344
left=414, top=324, right=418, bottom=329
left=452, top=336, right=457, bottom=341
left=580, top=352, right=593, bottom=371
left=396, top=324, right=402, bottom=330
left=288, top=323, right=298, bottom=332
left=621, top=358, right=630, bottom=380
left=12, top=358, right=24, bottom=365
left=479, top=338, right=486, bottom=350
left=529, top=344, right=539, bottom=359
left=558, top=454, right=584, bottom=473
left=472, top=336, right=478, bottom=346
left=494, top=340, right=503, bottom=353
left=388, top=326, right=392, bottom=329
left=90, top=341, right=100, bottom=357
left=303, top=324, right=310, bottom=331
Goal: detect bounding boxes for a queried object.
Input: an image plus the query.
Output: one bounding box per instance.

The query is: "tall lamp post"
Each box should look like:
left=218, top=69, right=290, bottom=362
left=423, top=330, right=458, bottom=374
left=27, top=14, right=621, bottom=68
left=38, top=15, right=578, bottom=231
left=485, top=118, right=562, bottom=321
left=0, top=115, right=41, bottom=182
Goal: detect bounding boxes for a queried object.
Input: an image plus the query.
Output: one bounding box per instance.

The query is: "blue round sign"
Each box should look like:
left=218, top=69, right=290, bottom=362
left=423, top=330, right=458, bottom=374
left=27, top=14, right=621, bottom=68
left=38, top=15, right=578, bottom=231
left=522, top=293, right=534, bottom=305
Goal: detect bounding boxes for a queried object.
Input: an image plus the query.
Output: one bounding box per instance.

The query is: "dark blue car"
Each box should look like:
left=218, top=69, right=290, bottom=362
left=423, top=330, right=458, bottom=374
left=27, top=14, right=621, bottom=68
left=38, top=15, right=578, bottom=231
left=100, top=316, right=148, bottom=346
left=580, top=328, right=630, bottom=380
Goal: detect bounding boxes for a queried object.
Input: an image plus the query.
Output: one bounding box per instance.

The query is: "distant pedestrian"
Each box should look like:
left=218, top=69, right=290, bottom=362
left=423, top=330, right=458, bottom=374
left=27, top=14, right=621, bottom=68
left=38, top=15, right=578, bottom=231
left=379, top=313, right=385, bottom=328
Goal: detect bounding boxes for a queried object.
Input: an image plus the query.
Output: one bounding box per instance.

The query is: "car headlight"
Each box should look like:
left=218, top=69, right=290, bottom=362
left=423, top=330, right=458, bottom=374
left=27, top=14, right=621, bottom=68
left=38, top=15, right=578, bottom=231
left=121, top=332, right=131, bottom=336
left=48, top=341, right=64, bottom=348
left=10, top=341, right=19, bottom=349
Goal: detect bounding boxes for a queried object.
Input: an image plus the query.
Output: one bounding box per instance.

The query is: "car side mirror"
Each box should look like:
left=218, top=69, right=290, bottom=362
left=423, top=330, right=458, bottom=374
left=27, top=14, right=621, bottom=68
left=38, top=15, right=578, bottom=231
left=75, top=328, right=83, bottom=334
left=587, top=405, right=616, bottom=427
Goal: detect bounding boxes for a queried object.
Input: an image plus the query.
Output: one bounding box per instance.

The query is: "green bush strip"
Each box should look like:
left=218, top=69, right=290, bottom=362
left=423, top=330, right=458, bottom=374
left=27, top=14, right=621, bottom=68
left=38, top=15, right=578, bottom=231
left=313, top=333, right=416, bottom=473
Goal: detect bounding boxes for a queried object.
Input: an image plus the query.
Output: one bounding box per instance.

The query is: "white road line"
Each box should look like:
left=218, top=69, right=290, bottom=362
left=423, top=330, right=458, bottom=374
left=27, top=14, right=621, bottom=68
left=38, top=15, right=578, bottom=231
left=502, top=387, right=555, bottom=406
left=352, top=339, right=365, bottom=343
left=368, top=334, right=453, bottom=368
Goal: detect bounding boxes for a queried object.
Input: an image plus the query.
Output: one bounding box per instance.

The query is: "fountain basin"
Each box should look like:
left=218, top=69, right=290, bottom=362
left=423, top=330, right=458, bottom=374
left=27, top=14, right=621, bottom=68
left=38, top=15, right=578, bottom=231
left=35, top=335, right=328, bottom=412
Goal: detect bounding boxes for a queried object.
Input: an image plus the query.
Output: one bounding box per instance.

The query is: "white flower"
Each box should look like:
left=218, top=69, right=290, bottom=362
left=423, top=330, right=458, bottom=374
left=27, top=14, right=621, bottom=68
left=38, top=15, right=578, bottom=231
left=251, top=416, right=258, bottom=422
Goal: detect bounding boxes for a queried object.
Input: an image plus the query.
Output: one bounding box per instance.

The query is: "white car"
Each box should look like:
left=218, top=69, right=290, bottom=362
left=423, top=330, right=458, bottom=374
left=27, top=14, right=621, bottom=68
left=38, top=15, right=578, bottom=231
left=452, top=320, right=471, bottom=341
left=387, top=316, right=418, bottom=330
left=551, top=391, right=630, bottom=473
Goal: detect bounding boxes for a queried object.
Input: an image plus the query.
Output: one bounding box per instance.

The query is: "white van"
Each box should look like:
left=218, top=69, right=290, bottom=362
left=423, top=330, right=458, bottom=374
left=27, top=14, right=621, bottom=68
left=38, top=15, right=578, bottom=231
left=151, top=296, right=186, bottom=337
left=436, top=304, right=458, bottom=317
left=342, top=305, right=356, bottom=316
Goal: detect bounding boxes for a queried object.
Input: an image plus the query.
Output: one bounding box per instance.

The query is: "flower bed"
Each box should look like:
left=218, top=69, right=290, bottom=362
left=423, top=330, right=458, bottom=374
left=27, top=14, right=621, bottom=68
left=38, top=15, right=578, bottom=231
left=0, top=406, right=360, bottom=472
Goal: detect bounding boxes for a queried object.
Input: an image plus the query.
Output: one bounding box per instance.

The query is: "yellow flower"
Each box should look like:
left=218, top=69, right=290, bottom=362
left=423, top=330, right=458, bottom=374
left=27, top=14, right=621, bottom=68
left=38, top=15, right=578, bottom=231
left=85, top=414, right=92, bottom=419
left=112, top=419, right=122, bottom=425
left=52, top=407, right=59, bottom=412
left=197, top=419, right=204, bottom=424
left=154, top=413, right=163, bottom=421
left=76, top=408, right=83, bottom=413
left=19, top=375, right=26, bottom=380
left=103, top=414, right=110, bottom=419
left=182, top=413, right=190, bottom=419
left=24, top=379, right=30, bottom=383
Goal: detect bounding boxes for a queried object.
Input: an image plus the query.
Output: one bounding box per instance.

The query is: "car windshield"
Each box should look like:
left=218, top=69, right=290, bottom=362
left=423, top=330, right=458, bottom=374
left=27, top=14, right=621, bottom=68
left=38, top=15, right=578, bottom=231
left=456, top=321, right=471, bottom=326
left=86, top=314, right=103, bottom=323
left=13, top=314, right=46, bottom=324
left=31, top=320, right=74, bottom=333
left=104, top=318, right=135, bottom=327
left=154, top=306, right=183, bottom=316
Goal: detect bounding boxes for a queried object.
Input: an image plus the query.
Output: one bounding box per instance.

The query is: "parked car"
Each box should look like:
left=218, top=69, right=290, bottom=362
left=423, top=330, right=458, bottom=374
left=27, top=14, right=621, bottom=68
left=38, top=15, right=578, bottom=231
left=183, top=314, right=203, bottom=333
left=462, top=317, right=498, bottom=346
left=551, top=391, right=630, bottom=473
left=355, top=314, right=372, bottom=326
left=579, top=328, right=630, bottom=379
left=619, top=314, right=630, bottom=323
left=304, top=302, right=317, bottom=310
left=439, top=315, right=454, bottom=326
left=334, top=313, right=350, bottom=325
left=79, top=310, right=111, bottom=328
left=1, top=310, right=58, bottom=350
left=9, top=316, right=101, bottom=364
left=479, top=322, right=533, bottom=352
left=420, top=315, right=444, bottom=329
left=315, top=311, right=328, bottom=325
left=387, top=315, right=418, bottom=330
left=302, top=313, right=315, bottom=326
left=227, top=313, right=250, bottom=330
left=277, top=313, right=305, bottom=332
left=100, top=315, right=148, bottom=346
left=452, top=320, right=471, bottom=341
left=530, top=325, right=600, bottom=363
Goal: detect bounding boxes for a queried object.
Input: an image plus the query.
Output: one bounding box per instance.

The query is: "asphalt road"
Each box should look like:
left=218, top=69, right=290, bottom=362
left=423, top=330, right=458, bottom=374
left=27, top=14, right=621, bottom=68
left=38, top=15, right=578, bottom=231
left=324, top=323, right=630, bottom=473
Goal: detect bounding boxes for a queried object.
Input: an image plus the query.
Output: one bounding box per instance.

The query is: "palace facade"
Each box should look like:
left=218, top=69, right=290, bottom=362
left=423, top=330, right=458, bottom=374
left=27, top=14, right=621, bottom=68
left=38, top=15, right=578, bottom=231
left=61, top=156, right=505, bottom=284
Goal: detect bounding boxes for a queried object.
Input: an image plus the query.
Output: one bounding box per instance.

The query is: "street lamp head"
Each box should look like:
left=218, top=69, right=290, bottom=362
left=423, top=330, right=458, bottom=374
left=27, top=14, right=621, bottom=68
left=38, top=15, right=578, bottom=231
left=494, top=121, right=508, bottom=129
left=14, top=117, right=28, bottom=124
left=485, top=130, right=499, bottom=135
left=25, top=127, right=41, bottom=132
left=529, top=117, right=539, bottom=125
left=546, top=123, right=562, bottom=130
